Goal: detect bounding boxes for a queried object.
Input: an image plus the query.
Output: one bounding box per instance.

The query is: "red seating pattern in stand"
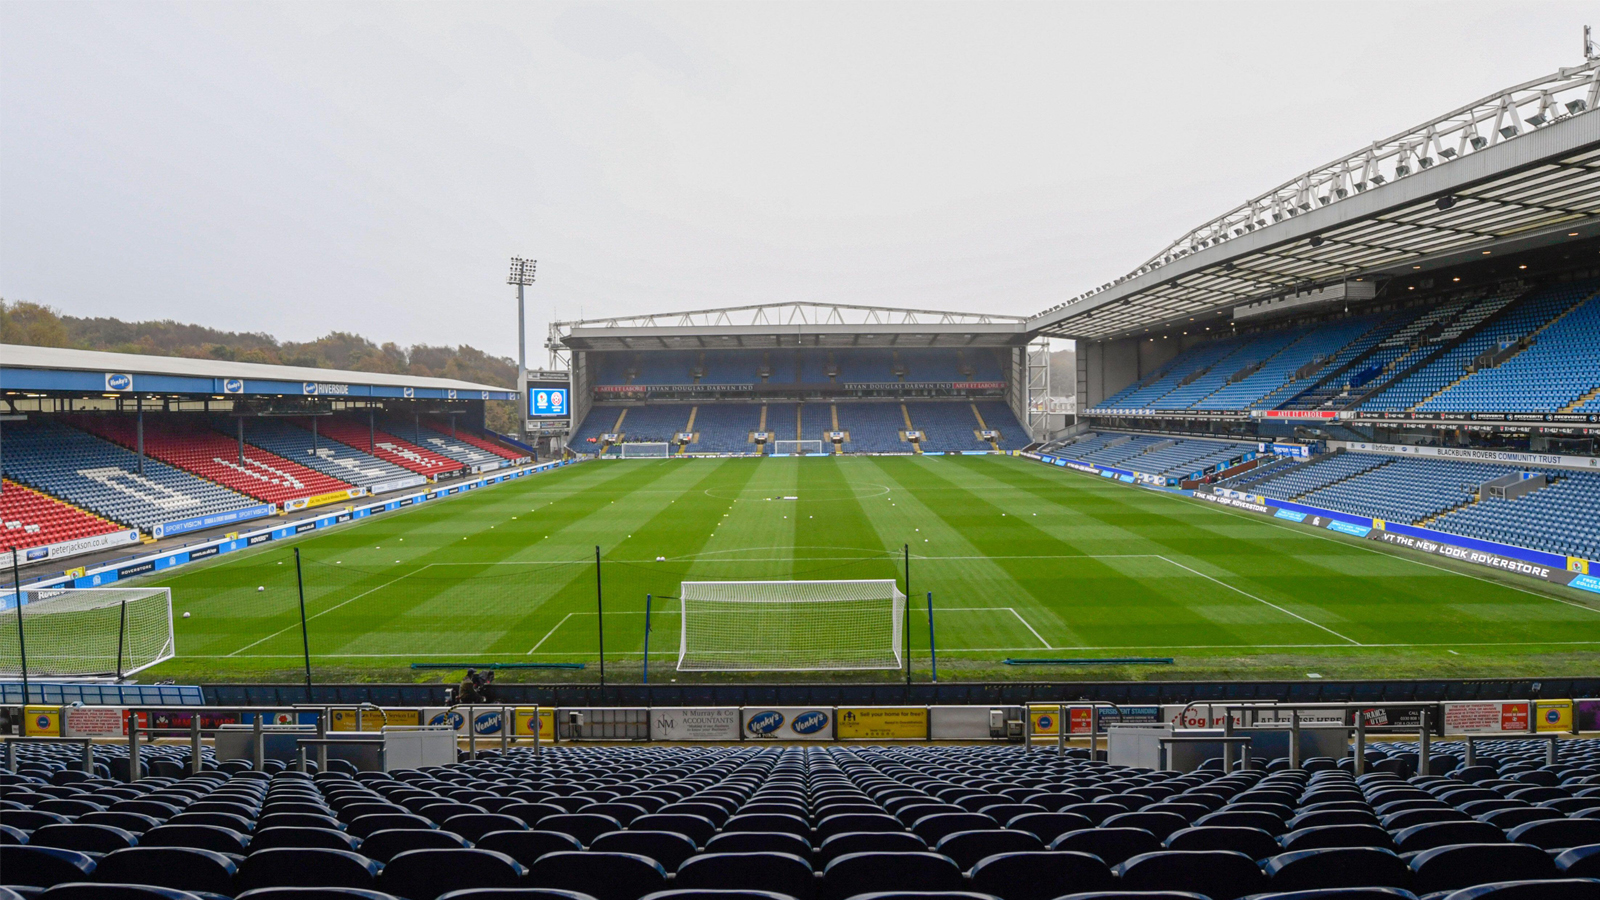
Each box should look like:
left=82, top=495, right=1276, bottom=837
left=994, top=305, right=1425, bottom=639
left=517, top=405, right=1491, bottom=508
left=66, top=416, right=356, bottom=509
left=421, top=418, right=526, bottom=461
left=1, top=478, right=126, bottom=548
left=316, top=418, right=465, bottom=477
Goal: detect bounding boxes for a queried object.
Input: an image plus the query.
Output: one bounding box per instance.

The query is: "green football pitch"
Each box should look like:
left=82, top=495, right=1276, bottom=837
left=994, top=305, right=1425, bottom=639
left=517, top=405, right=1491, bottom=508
left=137, top=455, right=1600, bottom=683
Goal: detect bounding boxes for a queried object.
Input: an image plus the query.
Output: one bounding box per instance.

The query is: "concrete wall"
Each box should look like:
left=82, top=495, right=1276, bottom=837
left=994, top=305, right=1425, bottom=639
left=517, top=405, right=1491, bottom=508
left=1079, top=335, right=1189, bottom=410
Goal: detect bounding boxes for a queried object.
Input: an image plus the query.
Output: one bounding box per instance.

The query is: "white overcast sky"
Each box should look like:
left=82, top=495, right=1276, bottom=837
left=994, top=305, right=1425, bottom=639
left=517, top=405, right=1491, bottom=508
left=2, top=2, right=1594, bottom=360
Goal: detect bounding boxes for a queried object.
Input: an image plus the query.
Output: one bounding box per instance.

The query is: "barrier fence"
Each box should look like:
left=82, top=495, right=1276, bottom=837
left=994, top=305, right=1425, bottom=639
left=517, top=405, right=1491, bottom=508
left=1024, top=450, right=1600, bottom=591
left=8, top=697, right=1597, bottom=746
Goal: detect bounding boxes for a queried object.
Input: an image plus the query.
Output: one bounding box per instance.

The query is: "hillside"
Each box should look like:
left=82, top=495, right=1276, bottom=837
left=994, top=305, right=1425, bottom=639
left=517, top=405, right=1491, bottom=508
left=1, top=299, right=521, bottom=433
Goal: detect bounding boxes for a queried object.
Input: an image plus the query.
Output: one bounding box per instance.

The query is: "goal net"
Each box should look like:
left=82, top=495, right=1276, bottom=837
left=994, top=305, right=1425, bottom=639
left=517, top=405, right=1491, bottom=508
left=773, top=440, right=824, bottom=455
left=619, top=442, right=670, bottom=458
left=0, top=587, right=175, bottom=679
left=678, top=580, right=905, bottom=671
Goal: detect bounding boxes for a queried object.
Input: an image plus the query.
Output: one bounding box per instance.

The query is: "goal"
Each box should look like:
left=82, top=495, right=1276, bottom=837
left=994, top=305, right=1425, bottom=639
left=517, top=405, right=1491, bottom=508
left=0, top=587, right=175, bottom=679
left=677, top=580, right=905, bottom=671
left=773, top=440, right=825, bottom=455
left=619, top=442, right=671, bottom=458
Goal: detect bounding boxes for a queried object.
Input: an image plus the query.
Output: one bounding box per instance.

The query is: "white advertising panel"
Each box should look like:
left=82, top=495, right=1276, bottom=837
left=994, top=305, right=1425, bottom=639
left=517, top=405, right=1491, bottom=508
left=649, top=708, right=742, bottom=741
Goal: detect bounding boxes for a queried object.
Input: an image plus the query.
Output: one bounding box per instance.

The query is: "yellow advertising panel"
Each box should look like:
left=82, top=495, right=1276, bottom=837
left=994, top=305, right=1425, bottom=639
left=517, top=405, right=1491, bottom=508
left=837, top=707, right=927, bottom=740
left=1535, top=699, right=1573, bottom=733
left=24, top=705, right=62, bottom=737
left=513, top=707, right=555, bottom=739
left=306, top=489, right=358, bottom=509
left=1029, top=705, right=1096, bottom=736
left=1028, top=705, right=1065, bottom=736
left=330, top=708, right=421, bottom=731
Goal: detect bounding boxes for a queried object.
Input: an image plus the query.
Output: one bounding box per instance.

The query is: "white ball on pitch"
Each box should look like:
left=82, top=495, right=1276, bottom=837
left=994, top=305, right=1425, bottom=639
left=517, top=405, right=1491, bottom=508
left=257, top=586, right=265, bottom=592
left=182, top=611, right=191, bottom=618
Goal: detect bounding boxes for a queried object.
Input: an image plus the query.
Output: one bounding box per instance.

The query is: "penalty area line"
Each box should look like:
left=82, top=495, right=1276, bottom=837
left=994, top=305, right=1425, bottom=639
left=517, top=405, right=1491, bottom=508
left=1157, top=555, right=1363, bottom=646
left=1008, top=608, right=1051, bottom=648
left=527, top=613, right=574, bottom=655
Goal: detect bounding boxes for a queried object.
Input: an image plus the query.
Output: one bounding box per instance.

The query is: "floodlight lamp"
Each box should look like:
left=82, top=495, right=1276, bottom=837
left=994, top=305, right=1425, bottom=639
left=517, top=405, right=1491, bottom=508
left=1499, top=126, right=1519, bottom=139
left=1567, top=100, right=1588, bottom=114
left=1435, top=195, right=1457, bottom=211
left=1336, top=187, right=1349, bottom=198
left=1309, top=236, right=1325, bottom=248
left=1440, top=148, right=1458, bottom=159
left=1418, top=156, right=1433, bottom=168
left=1469, top=136, right=1488, bottom=150
left=1526, top=113, right=1548, bottom=127
left=1370, top=174, right=1386, bottom=185
left=1394, top=163, right=1410, bottom=177
left=507, top=257, right=537, bottom=286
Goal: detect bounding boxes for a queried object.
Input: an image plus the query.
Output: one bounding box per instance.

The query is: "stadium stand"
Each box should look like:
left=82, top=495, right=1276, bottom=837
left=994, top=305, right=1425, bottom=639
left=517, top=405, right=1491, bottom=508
left=0, top=420, right=261, bottom=532
left=1088, top=279, right=1600, bottom=416
left=0, top=477, right=126, bottom=550
left=1430, top=471, right=1600, bottom=561
left=315, top=417, right=466, bottom=478
left=1363, top=283, right=1589, bottom=412
left=380, top=416, right=516, bottom=470
left=1151, top=328, right=1307, bottom=410
left=903, top=402, right=989, bottom=452
left=604, top=406, right=694, bottom=446
left=686, top=404, right=762, bottom=452
left=416, top=419, right=528, bottom=463
left=62, top=415, right=355, bottom=510
left=1242, top=451, right=1394, bottom=500
left=973, top=401, right=1026, bottom=451
left=1292, top=457, right=1510, bottom=525
left=832, top=402, right=909, bottom=453
left=7, top=738, right=1600, bottom=899
left=238, top=419, right=418, bottom=489
left=763, top=402, right=802, bottom=442
left=1419, top=288, right=1600, bottom=412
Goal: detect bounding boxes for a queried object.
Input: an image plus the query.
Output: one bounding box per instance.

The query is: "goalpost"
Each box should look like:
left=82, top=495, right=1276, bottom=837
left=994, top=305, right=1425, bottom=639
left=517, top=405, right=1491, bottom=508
left=773, top=440, right=825, bottom=455
left=0, top=587, right=175, bottom=679
left=619, top=442, right=671, bottom=458
left=678, top=579, right=905, bottom=671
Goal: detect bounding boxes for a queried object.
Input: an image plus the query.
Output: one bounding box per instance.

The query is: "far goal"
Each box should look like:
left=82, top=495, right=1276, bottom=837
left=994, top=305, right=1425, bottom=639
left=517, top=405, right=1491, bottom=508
left=619, top=442, right=671, bottom=458
left=0, top=587, right=175, bottom=679
left=773, top=440, right=824, bottom=455
left=678, top=579, right=905, bottom=671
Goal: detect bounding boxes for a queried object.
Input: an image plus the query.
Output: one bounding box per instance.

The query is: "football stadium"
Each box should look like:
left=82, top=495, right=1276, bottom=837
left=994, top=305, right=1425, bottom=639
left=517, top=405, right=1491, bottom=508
left=6, top=9, right=1600, bottom=900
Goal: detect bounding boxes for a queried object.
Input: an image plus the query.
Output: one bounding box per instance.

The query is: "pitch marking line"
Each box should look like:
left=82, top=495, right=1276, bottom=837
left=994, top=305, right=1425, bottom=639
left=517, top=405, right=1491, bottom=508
left=1156, top=555, right=1363, bottom=646
left=227, top=567, right=429, bottom=657
left=1056, top=463, right=1600, bottom=616
left=527, top=613, right=575, bottom=654
left=1009, top=608, right=1051, bottom=647
left=205, top=638, right=1600, bottom=659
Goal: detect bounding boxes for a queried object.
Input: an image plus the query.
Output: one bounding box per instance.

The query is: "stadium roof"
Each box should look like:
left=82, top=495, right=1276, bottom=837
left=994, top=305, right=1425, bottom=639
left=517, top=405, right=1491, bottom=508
left=1030, top=58, right=1600, bottom=341
left=1, top=344, right=517, bottom=400
left=555, top=301, right=1029, bottom=351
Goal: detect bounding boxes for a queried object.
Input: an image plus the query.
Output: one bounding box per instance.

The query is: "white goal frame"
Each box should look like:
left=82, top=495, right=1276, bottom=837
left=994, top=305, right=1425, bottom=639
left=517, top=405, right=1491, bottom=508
left=0, top=587, right=175, bottom=679
left=773, top=440, right=825, bottom=455
left=619, top=442, right=671, bottom=458
left=677, top=579, right=905, bottom=672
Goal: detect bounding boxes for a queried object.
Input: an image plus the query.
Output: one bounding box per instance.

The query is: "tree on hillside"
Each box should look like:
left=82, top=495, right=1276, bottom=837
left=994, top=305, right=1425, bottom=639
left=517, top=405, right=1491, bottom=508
left=1, top=299, right=524, bottom=434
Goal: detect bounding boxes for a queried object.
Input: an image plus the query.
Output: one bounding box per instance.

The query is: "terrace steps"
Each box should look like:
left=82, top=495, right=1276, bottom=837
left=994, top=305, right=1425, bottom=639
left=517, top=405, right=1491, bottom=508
left=1413, top=290, right=1588, bottom=411
left=1563, top=385, right=1600, bottom=413
left=1419, top=495, right=1478, bottom=527
left=1289, top=453, right=1395, bottom=502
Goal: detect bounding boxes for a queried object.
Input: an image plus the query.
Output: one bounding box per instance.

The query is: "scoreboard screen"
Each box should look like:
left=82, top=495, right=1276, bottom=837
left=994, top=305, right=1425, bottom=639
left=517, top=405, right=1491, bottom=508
left=528, top=387, right=569, bottom=417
